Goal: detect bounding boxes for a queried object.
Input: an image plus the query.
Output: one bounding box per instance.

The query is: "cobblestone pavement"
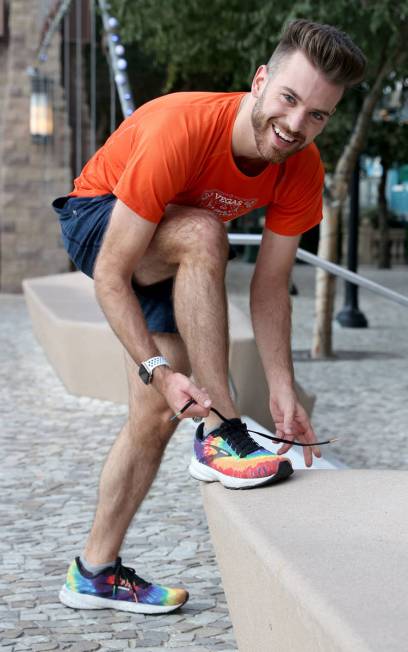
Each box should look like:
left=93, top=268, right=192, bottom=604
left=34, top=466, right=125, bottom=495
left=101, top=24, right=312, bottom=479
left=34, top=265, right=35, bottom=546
left=227, top=261, right=408, bottom=470
left=0, top=296, right=237, bottom=650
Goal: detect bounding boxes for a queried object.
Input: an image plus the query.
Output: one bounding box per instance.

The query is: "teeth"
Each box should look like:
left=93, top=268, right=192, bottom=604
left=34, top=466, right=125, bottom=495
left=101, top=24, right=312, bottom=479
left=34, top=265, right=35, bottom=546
left=273, top=125, right=295, bottom=143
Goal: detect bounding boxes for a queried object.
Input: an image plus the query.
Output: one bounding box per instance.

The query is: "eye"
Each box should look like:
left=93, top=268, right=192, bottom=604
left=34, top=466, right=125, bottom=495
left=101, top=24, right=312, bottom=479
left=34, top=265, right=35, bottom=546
left=282, top=93, right=296, bottom=105
left=311, top=112, right=324, bottom=122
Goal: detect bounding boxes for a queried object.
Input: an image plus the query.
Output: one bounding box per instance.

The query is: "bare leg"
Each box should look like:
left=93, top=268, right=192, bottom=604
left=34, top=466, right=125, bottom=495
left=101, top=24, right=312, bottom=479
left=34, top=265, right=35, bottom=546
left=134, top=206, right=238, bottom=429
left=83, top=333, right=190, bottom=564
left=84, top=207, right=239, bottom=563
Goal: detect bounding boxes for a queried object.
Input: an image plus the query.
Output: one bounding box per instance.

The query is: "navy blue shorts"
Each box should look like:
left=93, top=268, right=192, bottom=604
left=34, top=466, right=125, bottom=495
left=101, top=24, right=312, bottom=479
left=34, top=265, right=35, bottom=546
left=52, top=193, right=177, bottom=333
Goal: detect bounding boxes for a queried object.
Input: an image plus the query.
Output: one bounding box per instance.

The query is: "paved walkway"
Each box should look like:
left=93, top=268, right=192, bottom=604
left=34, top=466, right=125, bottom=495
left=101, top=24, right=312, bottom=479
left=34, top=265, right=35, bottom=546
left=1, top=261, right=407, bottom=650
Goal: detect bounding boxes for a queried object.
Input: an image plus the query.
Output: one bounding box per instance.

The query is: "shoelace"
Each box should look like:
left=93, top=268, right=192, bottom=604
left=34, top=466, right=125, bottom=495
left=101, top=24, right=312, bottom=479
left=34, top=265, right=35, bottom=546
left=172, top=400, right=337, bottom=447
left=170, top=398, right=337, bottom=448
left=210, top=406, right=337, bottom=448
left=113, top=558, right=151, bottom=596
left=217, top=418, right=261, bottom=458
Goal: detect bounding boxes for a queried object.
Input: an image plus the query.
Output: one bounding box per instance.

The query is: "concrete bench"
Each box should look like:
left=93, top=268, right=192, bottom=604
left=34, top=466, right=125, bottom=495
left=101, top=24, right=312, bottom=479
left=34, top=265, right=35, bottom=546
left=22, top=271, right=315, bottom=428
left=201, top=468, right=408, bottom=652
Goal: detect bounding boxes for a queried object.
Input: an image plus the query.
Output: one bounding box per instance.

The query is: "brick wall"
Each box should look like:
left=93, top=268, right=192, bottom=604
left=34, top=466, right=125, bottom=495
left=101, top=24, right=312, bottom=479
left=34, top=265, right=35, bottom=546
left=0, top=0, right=71, bottom=292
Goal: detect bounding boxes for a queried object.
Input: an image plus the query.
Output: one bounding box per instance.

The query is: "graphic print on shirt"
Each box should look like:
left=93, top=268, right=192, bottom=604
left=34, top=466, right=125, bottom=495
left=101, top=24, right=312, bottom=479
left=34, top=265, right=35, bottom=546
left=198, top=189, right=257, bottom=219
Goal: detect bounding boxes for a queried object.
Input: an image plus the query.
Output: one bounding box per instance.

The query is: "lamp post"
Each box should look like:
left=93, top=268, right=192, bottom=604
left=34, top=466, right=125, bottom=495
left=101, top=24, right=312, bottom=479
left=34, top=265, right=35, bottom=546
left=28, top=67, right=54, bottom=144
left=335, top=156, right=369, bottom=328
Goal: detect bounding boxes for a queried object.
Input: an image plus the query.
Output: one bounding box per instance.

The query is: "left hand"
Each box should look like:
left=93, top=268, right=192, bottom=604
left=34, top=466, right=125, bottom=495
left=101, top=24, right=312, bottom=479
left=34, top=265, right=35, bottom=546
left=269, top=390, right=321, bottom=467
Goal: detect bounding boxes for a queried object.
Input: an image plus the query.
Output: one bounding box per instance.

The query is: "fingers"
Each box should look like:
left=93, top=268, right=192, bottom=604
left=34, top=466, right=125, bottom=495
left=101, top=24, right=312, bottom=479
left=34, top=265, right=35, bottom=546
left=177, top=384, right=212, bottom=420
left=301, top=423, right=320, bottom=467
left=283, top=407, right=295, bottom=437
left=274, top=403, right=322, bottom=467
left=163, top=373, right=212, bottom=420
left=277, top=435, right=294, bottom=456
left=189, top=385, right=211, bottom=408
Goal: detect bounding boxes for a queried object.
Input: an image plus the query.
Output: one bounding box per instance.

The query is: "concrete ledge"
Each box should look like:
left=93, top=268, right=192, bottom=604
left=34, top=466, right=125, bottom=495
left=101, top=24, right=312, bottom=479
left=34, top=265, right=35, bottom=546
left=23, top=271, right=315, bottom=428
left=201, top=470, right=408, bottom=652
left=23, top=272, right=128, bottom=402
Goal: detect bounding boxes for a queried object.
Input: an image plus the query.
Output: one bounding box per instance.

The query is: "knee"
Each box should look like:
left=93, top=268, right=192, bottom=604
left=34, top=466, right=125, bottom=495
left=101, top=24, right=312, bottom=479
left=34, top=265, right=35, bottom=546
left=174, top=207, right=229, bottom=261
left=127, top=407, right=177, bottom=454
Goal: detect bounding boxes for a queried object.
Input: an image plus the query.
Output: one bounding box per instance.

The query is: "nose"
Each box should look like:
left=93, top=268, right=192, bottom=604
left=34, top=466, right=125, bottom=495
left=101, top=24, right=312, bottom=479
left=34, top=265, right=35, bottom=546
left=286, top=108, right=307, bottom=135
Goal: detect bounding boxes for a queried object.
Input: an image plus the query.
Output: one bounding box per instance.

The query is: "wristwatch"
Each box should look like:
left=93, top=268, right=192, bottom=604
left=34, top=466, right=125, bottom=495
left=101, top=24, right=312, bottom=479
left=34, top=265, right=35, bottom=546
left=138, top=356, right=170, bottom=385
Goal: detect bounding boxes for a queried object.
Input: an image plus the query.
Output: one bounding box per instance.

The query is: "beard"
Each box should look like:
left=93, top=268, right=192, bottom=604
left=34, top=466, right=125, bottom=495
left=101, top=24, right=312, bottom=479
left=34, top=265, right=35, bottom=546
left=251, top=92, right=304, bottom=164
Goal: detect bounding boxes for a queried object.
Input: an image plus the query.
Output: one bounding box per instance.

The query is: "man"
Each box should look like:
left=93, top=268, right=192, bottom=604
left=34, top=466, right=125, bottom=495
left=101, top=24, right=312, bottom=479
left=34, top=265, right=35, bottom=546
left=53, top=20, right=365, bottom=614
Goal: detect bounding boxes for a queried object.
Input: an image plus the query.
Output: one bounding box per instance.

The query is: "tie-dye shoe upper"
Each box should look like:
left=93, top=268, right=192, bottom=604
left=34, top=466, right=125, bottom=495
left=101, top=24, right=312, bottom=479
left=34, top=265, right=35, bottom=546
left=66, top=557, right=188, bottom=608
left=194, top=418, right=290, bottom=479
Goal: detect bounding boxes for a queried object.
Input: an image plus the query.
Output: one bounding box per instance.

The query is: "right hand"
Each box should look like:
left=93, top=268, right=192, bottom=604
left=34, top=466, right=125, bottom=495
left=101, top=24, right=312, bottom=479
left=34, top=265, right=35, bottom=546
left=155, top=370, right=212, bottom=420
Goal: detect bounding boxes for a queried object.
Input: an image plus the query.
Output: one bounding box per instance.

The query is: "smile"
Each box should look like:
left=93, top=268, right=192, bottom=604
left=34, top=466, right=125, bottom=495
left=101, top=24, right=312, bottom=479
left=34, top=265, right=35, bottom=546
left=272, top=124, right=296, bottom=144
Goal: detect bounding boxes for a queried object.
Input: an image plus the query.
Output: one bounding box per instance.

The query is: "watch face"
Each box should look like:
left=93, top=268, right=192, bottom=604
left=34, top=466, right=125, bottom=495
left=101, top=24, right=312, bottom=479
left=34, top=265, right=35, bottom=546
left=138, top=364, right=151, bottom=385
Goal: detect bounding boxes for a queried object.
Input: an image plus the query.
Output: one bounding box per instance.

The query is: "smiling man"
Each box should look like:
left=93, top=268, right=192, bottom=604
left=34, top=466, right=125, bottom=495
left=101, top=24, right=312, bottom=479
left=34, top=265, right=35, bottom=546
left=53, top=20, right=365, bottom=615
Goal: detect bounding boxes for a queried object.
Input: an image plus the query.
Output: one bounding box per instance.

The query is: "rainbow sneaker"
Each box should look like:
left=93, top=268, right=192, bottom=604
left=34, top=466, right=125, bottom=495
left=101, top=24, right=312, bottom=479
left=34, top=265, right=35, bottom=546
left=189, top=418, right=293, bottom=489
left=59, top=557, right=188, bottom=614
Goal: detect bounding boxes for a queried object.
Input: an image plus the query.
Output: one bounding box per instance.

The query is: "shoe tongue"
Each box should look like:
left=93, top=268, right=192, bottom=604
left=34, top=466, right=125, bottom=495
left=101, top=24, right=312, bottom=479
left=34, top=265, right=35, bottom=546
left=207, top=418, right=243, bottom=438
left=226, top=418, right=243, bottom=427
left=220, top=418, right=261, bottom=455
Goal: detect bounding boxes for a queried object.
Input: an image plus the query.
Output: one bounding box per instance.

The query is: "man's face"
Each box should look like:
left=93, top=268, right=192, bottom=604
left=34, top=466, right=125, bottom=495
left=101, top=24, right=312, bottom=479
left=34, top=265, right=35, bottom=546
left=251, top=50, right=344, bottom=164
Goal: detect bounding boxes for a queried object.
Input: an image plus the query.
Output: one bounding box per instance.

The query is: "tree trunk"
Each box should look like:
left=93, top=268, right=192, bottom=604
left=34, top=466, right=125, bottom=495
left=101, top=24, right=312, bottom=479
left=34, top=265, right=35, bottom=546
left=378, top=159, right=390, bottom=269
left=311, top=53, right=396, bottom=359
left=311, top=196, right=339, bottom=358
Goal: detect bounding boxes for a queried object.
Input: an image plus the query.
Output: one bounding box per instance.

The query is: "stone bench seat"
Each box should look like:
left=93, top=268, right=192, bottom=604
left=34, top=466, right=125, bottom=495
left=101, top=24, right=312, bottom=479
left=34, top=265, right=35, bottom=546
left=201, top=468, right=408, bottom=652
left=22, top=271, right=315, bottom=430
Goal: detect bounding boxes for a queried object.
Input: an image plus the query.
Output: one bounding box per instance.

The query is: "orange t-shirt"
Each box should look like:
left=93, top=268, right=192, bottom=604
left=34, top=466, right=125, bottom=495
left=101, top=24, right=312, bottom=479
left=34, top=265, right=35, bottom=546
left=70, top=92, right=324, bottom=236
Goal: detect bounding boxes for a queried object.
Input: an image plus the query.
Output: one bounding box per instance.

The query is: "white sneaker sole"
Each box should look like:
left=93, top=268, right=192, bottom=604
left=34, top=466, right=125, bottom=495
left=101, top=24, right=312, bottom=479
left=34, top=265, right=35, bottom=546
left=59, top=585, right=187, bottom=614
left=189, top=457, right=293, bottom=489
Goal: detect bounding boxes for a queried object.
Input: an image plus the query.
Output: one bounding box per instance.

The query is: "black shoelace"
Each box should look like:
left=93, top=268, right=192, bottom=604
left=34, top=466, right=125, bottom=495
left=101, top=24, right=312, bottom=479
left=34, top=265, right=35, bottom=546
left=210, top=406, right=338, bottom=448
left=217, top=418, right=261, bottom=458
left=172, top=400, right=337, bottom=447
left=113, top=558, right=151, bottom=596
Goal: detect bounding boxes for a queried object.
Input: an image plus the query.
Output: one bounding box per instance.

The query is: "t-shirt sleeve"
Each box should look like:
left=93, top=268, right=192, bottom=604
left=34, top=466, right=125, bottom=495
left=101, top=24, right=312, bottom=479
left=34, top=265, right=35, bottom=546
left=265, top=144, right=324, bottom=236
left=112, top=110, right=193, bottom=222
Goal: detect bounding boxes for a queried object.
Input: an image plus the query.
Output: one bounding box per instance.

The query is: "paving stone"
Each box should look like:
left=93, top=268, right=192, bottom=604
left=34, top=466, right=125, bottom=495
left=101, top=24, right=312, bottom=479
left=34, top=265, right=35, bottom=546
left=15, top=628, right=52, bottom=638
left=100, top=643, right=134, bottom=651
left=68, top=643, right=101, bottom=652
left=1, top=629, right=23, bottom=639
left=196, top=626, right=229, bottom=638
left=106, top=630, right=139, bottom=640
left=1, top=640, right=19, bottom=648
left=175, top=622, right=202, bottom=633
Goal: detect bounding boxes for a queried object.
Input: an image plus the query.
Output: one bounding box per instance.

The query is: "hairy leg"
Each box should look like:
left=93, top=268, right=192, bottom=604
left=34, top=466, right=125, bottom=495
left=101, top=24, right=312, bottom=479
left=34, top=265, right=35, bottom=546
left=83, top=333, right=190, bottom=564
left=133, top=205, right=238, bottom=429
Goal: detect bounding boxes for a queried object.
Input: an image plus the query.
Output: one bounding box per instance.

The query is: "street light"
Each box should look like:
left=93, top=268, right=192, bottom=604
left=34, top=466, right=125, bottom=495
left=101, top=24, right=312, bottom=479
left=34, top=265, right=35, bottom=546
left=28, top=67, right=54, bottom=143
left=335, top=156, right=369, bottom=328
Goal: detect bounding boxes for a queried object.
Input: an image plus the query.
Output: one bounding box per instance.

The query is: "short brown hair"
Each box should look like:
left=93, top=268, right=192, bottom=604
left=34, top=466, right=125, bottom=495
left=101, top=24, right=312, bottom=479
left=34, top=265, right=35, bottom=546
left=267, top=19, right=366, bottom=88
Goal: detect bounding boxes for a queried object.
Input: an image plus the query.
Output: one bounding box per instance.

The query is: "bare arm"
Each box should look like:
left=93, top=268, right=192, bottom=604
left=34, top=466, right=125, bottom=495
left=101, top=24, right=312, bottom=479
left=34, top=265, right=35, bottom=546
left=250, top=229, right=320, bottom=466
left=93, top=199, right=211, bottom=418
left=250, top=229, right=298, bottom=391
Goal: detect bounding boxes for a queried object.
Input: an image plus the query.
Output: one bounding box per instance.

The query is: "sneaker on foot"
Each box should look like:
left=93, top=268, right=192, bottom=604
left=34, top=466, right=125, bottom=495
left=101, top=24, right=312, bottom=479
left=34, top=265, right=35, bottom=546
left=59, top=557, right=188, bottom=614
left=189, top=418, right=293, bottom=489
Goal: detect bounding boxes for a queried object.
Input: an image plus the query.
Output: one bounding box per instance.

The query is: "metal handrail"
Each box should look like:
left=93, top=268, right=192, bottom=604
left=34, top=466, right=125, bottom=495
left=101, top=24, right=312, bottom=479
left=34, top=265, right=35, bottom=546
left=228, top=233, right=408, bottom=309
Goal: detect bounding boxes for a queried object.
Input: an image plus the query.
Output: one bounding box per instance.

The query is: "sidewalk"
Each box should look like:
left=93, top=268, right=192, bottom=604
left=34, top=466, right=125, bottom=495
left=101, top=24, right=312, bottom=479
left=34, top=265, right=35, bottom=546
left=0, top=296, right=236, bottom=650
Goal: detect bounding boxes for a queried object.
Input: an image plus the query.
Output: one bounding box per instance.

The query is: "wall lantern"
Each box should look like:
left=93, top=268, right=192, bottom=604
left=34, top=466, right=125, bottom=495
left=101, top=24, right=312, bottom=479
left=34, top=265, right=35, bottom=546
left=28, top=67, right=54, bottom=143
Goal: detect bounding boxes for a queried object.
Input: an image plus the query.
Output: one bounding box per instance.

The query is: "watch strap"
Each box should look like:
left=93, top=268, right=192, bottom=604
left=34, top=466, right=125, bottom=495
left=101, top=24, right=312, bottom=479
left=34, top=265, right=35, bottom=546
left=141, top=356, right=170, bottom=374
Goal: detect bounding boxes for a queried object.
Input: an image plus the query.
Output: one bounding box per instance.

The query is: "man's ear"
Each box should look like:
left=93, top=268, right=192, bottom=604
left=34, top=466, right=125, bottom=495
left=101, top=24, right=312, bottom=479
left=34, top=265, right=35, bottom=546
left=251, top=65, right=269, bottom=99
